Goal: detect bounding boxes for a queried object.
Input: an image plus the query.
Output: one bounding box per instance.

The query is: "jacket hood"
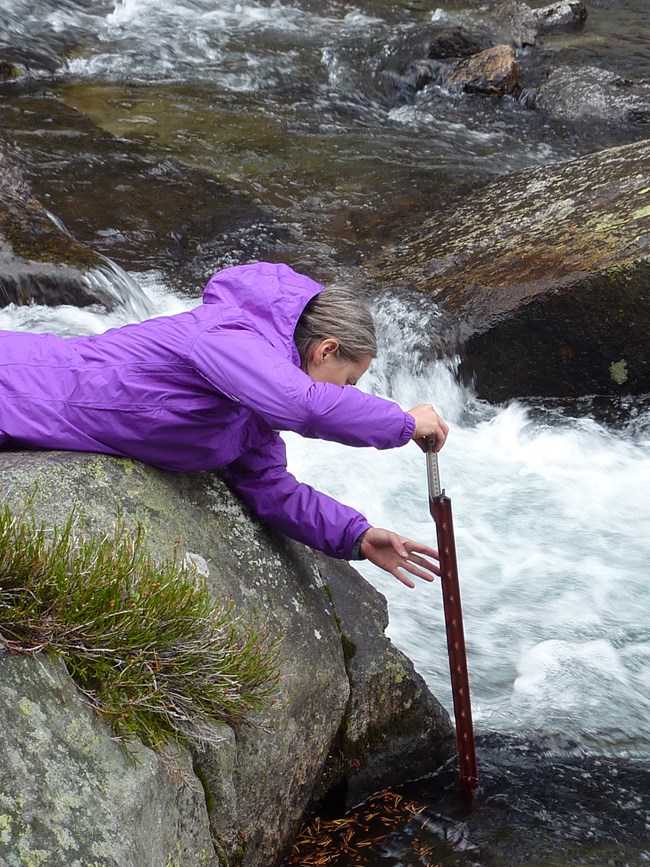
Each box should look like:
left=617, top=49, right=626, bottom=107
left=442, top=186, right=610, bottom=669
left=202, top=262, right=324, bottom=367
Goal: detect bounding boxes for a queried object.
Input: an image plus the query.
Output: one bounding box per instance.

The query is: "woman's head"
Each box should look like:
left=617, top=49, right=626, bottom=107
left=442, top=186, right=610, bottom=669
left=294, top=286, right=377, bottom=385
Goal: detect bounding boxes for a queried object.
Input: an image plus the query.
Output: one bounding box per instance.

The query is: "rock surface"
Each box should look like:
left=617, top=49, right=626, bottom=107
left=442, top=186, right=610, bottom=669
left=0, top=653, right=217, bottom=867
left=445, top=45, right=519, bottom=96
left=536, top=65, right=650, bottom=123
left=490, top=0, right=587, bottom=47
left=368, top=138, right=650, bottom=401
left=0, top=451, right=454, bottom=867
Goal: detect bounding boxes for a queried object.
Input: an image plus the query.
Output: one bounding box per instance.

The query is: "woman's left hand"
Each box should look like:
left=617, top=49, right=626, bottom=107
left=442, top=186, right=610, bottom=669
left=359, top=528, right=440, bottom=588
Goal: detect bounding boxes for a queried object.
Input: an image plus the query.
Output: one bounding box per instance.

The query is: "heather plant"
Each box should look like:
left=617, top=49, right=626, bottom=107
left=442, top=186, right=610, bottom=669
left=0, top=504, right=281, bottom=751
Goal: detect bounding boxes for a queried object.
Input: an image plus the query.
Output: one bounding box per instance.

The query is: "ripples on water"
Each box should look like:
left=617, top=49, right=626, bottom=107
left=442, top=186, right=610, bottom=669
left=4, top=0, right=647, bottom=259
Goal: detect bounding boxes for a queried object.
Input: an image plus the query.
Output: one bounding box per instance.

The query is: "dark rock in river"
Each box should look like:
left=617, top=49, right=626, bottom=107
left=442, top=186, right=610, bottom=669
left=399, top=1, right=585, bottom=102
left=536, top=65, right=650, bottom=123
left=427, top=28, right=495, bottom=62
left=0, top=58, right=18, bottom=80
left=368, top=138, right=650, bottom=402
left=0, top=451, right=454, bottom=867
left=5, top=90, right=285, bottom=293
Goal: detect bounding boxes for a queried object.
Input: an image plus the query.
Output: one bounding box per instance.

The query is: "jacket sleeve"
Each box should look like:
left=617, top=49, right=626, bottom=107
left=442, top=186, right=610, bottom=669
left=188, top=323, right=415, bottom=450
left=222, top=427, right=372, bottom=560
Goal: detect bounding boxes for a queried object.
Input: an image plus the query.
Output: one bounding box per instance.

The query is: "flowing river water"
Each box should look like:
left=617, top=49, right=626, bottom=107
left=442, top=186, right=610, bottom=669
left=1, top=1, right=649, bottom=864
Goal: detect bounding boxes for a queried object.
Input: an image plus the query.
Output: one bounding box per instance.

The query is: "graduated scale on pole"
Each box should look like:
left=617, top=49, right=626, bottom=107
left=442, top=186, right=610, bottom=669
left=426, top=438, right=479, bottom=799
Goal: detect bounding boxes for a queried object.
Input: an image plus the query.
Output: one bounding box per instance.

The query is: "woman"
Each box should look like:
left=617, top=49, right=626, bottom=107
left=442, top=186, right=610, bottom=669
left=0, top=262, right=448, bottom=587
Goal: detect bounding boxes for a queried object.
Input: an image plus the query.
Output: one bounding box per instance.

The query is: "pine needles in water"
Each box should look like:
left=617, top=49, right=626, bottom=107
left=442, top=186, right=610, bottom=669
left=0, top=504, right=282, bottom=752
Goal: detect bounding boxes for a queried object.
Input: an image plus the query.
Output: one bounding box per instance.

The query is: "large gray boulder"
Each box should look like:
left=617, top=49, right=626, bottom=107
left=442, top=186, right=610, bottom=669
left=369, top=138, right=650, bottom=401
left=0, top=451, right=453, bottom=867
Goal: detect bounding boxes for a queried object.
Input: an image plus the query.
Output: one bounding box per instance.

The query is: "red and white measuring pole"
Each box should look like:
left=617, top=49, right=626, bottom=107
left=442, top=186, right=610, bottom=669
left=426, top=439, right=479, bottom=799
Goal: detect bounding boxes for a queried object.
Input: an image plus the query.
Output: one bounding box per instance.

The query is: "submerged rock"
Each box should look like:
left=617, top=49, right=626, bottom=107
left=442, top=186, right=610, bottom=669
left=368, top=138, right=650, bottom=401
left=0, top=451, right=454, bottom=867
left=427, top=28, right=495, bottom=62
left=0, top=145, right=129, bottom=310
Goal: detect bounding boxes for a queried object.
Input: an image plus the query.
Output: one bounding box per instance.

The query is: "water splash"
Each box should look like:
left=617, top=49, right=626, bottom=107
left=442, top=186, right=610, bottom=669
left=284, top=296, right=650, bottom=758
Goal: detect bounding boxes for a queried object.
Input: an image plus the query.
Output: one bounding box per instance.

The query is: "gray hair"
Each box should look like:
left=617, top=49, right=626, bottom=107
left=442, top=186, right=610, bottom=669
left=294, top=285, right=377, bottom=368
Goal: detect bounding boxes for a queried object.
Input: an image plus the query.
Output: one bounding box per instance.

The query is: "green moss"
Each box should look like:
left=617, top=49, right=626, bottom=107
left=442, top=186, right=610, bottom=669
left=610, top=358, right=629, bottom=385
left=192, top=763, right=216, bottom=816
left=340, top=633, right=357, bottom=664
left=0, top=503, right=282, bottom=752
left=18, top=698, right=35, bottom=717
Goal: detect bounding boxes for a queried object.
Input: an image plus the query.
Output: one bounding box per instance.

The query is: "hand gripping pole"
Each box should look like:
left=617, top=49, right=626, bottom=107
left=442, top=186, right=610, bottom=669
left=426, top=441, right=478, bottom=799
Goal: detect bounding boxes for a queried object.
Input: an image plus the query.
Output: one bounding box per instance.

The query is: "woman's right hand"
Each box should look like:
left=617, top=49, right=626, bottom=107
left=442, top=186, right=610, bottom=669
left=406, top=403, right=449, bottom=452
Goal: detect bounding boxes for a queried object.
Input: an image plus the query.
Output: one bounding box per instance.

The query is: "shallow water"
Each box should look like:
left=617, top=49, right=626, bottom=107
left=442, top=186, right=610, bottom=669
left=1, top=0, right=650, bottom=863
left=2, top=0, right=650, bottom=278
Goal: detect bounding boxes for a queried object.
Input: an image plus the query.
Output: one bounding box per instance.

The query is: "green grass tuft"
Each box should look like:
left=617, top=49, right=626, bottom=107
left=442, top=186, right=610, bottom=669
left=0, top=504, right=282, bottom=751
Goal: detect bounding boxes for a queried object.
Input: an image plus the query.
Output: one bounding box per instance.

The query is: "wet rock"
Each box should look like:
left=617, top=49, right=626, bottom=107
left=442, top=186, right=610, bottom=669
left=0, top=451, right=454, bottom=867
left=445, top=45, right=520, bottom=96
left=531, top=0, right=588, bottom=31
left=490, top=1, right=539, bottom=47
left=323, top=561, right=455, bottom=808
left=0, top=58, right=18, bottom=80
left=387, top=44, right=518, bottom=102
left=0, top=145, right=128, bottom=310
left=397, top=2, right=585, bottom=101
left=368, top=138, right=650, bottom=401
left=490, top=0, right=587, bottom=47
left=536, top=65, right=650, bottom=123
left=0, top=46, right=57, bottom=75
left=382, top=58, right=445, bottom=100
left=427, top=28, right=495, bottom=61
left=5, top=91, right=282, bottom=293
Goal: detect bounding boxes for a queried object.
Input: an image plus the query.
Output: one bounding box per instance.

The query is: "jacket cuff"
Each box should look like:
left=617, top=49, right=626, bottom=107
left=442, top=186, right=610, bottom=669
left=397, top=412, right=416, bottom=447
left=343, top=516, right=372, bottom=560
left=350, top=530, right=368, bottom=560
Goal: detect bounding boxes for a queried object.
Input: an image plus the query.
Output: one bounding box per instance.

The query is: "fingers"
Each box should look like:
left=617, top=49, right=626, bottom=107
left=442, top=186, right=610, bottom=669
left=362, top=529, right=440, bottom=589
left=392, top=570, right=416, bottom=590
left=407, top=552, right=441, bottom=576
left=430, top=418, right=449, bottom=452
left=403, top=540, right=439, bottom=560
left=391, top=539, right=439, bottom=585
left=393, top=537, right=440, bottom=568
left=390, top=559, right=435, bottom=588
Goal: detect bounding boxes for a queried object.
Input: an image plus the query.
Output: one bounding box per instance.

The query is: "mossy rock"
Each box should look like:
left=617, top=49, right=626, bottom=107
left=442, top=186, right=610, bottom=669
left=0, top=451, right=453, bottom=867
left=369, top=138, right=650, bottom=401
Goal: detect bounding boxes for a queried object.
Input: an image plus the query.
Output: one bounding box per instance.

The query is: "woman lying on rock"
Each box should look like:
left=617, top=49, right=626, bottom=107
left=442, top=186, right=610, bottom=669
left=0, top=262, right=448, bottom=587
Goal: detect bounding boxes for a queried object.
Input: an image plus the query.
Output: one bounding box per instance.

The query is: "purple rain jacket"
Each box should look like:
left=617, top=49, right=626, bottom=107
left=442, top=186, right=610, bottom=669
left=0, top=262, right=416, bottom=559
